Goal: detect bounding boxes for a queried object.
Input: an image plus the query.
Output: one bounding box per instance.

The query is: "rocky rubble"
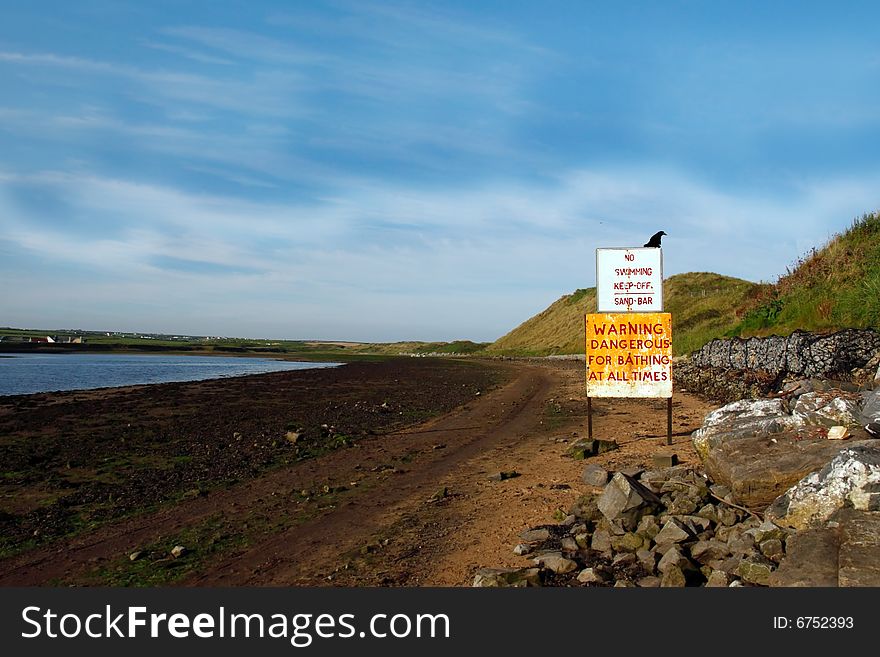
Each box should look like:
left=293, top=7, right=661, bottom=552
left=473, top=465, right=793, bottom=587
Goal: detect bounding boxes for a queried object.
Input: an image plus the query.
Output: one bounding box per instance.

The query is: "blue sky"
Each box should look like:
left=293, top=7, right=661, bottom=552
left=1, top=1, right=879, bottom=341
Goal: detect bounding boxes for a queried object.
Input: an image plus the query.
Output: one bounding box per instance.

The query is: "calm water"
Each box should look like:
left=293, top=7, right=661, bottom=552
left=0, top=353, right=341, bottom=396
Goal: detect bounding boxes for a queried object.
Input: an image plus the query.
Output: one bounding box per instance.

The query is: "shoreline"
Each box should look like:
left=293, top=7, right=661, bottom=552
left=0, top=357, right=508, bottom=580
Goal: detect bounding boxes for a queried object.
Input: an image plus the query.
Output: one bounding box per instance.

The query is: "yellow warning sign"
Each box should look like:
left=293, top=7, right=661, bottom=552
left=586, top=313, right=672, bottom=398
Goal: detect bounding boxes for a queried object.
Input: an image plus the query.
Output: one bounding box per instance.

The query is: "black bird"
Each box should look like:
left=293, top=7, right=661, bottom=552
left=644, top=230, right=667, bottom=248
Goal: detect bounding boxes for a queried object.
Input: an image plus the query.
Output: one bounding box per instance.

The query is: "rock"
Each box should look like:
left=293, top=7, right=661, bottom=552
left=710, top=484, right=733, bottom=500
left=518, top=527, right=551, bottom=542
left=577, top=567, right=609, bottom=584
left=597, top=439, right=620, bottom=454
left=768, top=525, right=839, bottom=587
left=570, top=439, right=619, bottom=459
left=618, top=466, right=644, bottom=478
left=597, top=472, right=662, bottom=530
left=612, top=552, right=638, bottom=568
left=614, top=580, right=635, bottom=588
left=473, top=567, right=542, bottom=587
left=428, top=487, right=448, bottom=502
left=513, top=543, right=532, bottom=556
left=657, top=545, right=693, bottom=575
left=759, top=538, right=785, bottom=562
left=867, top=422, right=880, bottom=438
left=675, top=514, right=712, bottom=534
left=793, top=393, right=862, bottom=427
left=560, top=536, right=579, bottom=552
left=745, top=519, right=788, bottom=544
left=170, top=545, right=187, bottom=559
left=591, top=528, right=612, bottom=553
left=574, top=533, right=590, bottom=549
left=736, top=555, right=775, bottom=585
left=827, top=426, right=849, bottom=440
left=726, top=528, right=757, bottom=557
left=769, top=508, right=880, bottom=586
left=568, top=440, right=595, bottom=460
left=533, top=552, right=578, bottom=574
left=666, top=496, right=698, bottom=516
left=705, top=570, right=730, bottom=587
left=637, top=576, right=661, bottom=587
left=697, top=424, right=876, bottom=509
left=582, top=464, right=610, bottom=487
left=488, top=471, right=520, bottom=481
left=635, top=515, right=661, bottom=541
left=128, top=551, right=144, bottom=562
left=285, top=431, right=301, bottom=444
left=717, top=506, right=738, bottom=527
left=690, top=540, right=731, bottom=565
left=692, top=398, right=804, bottom=462
left=570, top=493, right=603, bottom=523
left=835, top=508, right=880, bottom=586
left=653, top=453, right=679, bottom=469
left=653, top=519, right=692, bottom=547
left=861, top=389, right=880, bottom=423
left=767, top=446, right=880, bottom=530
left=660, top=565, right=687, bottom=587
left=610, top=532, right=645, bottom=553
left=636, top=549, right=656, bottom=574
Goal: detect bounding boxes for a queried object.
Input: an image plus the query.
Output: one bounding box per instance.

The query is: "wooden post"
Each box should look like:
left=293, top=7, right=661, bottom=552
left=666, top=397, right=673, bottom=446
left=587, top=396, right=593, bottom=441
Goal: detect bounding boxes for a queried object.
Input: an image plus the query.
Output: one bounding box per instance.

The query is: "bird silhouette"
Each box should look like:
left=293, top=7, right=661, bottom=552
left=644, top=231, right=667, bottom=247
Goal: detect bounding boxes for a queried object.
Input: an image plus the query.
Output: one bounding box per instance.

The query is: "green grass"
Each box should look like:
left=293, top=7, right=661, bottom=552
left=78, top=514, right=247, bottom=586
left=729, top=211, right=880, bottom=337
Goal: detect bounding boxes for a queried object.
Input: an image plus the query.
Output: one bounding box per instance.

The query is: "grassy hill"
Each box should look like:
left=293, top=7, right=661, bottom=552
left=484, top=273, right=761, bottom=356
left=730, top=211, right=880, bottom=336
left=486, top=210, right=880, bottom=356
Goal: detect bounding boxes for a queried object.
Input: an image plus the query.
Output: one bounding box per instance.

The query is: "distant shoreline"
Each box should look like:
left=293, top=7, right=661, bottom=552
left=0, top=342, right=390, bottom=363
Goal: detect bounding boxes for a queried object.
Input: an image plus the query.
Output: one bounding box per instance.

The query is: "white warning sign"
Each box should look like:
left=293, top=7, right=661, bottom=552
left=596, top=247, right=663, bottom=312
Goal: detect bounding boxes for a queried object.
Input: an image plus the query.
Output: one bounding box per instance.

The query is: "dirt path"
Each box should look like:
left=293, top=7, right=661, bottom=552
left=0, top=361, right=717, bottom=586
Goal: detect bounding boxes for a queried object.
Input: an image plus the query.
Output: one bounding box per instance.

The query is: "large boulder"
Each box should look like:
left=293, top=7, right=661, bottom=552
left=692, top=396, right=877, bottom=508
left=766, top=446, right=880, bottom=530
left=691, top=399, right=805, bottom=463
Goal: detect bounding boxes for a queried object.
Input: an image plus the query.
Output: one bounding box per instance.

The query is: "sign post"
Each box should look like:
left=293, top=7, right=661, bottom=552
left=588, top=248, right=673, bottom=445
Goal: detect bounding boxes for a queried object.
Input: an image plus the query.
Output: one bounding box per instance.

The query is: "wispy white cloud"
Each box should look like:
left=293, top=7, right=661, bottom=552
left=140, top=40, right=236, bottom=66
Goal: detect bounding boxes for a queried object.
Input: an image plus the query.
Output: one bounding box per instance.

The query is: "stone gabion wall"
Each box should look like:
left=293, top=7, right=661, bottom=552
left=689, top=329, right=880, bottom=378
